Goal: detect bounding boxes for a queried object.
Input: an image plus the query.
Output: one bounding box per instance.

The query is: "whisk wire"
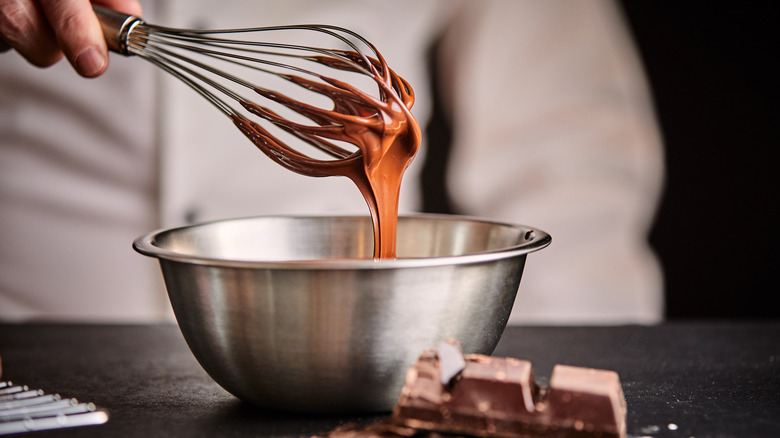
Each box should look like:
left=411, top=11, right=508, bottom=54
left=135, top=39, right=254, bottom=94
left=128, top=24, right=383, bottom=125
left=142, top=23, right=378, bottom=73
left=145, top=36, right=324, bottom=83
left=129, top=39, right=240, bottom=116
left=95, top=5, right=410, bottom=165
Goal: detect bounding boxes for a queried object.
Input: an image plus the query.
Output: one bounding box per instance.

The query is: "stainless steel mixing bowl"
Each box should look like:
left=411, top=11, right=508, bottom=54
left=133, top=214, right=550, bottom=412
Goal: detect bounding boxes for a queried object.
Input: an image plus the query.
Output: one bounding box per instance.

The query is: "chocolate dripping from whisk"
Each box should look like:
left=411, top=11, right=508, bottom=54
left=233, top=51, right=420, bottom=259
left=93, top=4, right=420, bottom=259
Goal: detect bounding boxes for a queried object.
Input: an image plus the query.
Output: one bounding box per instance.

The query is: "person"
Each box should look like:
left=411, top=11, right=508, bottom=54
left=0, top=0, right=664, bottom=324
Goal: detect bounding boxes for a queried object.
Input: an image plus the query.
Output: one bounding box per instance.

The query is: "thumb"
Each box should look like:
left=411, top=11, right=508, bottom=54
left=39, top=0, right=108, bottom=77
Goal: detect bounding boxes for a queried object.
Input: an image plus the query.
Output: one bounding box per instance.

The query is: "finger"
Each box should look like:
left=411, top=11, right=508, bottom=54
left=0, top=0, right=64, bottom=67
left=38, top=0, right=108, bottom=77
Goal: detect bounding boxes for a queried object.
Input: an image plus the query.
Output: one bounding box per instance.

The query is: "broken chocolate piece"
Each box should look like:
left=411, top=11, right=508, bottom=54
left=392, top=342, right=626, bottom=438
left=545, top=365, right=627, bottom=437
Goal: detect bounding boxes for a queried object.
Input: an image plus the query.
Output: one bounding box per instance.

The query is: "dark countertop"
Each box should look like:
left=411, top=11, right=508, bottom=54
left=1, top=321, right=778, bottom=437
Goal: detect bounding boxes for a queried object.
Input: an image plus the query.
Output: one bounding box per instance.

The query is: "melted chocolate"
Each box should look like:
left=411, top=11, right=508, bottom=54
left=232, top=48, right=420, bottom=259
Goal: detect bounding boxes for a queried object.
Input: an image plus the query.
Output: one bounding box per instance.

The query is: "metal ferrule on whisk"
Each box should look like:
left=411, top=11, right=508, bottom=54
left=93, top=6, right=143, bottom=55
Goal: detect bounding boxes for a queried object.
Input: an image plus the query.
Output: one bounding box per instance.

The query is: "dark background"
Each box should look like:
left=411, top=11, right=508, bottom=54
left=620, top=2, right=778, bottom=319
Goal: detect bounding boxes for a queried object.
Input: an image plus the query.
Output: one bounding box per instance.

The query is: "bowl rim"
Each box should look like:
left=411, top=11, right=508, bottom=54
left=132, top=213, right=551, bottom=270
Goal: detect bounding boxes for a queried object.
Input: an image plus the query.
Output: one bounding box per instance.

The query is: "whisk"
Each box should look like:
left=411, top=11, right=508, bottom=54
left=94, top=6, right=421, bottom=258
left=94, top=6, right=419, bottom=175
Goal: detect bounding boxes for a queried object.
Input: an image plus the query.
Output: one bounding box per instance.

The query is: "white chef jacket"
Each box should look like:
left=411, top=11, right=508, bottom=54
left=0, top=0, right=664, bottom=324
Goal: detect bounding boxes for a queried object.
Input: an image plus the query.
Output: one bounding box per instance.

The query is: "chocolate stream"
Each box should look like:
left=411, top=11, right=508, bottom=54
left=235, top=49, right=420, bottom=259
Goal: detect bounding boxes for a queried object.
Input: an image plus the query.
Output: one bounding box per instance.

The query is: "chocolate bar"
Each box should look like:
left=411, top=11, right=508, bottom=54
left=318, top=340, right=626, bottom=438
left=391, top=340, right=626, bottom=438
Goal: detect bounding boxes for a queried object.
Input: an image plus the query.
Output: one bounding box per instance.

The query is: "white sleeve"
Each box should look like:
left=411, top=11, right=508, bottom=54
left=439, top=0, right=665, bottom=324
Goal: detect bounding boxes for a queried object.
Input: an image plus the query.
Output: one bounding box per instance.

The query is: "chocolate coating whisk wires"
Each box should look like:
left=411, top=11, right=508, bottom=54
left=93, top=5, right=415, bottom=172
left=93, top=5, right=422, bottom=259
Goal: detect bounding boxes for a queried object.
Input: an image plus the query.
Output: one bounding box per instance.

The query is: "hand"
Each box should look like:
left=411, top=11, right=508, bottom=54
left=0, top=0, right=142, bottom=77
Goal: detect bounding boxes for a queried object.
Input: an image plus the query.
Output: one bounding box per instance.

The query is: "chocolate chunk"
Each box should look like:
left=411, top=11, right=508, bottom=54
left=392, top=342, right=626, bottom=438
left=545, top=365, right=627, bottom=437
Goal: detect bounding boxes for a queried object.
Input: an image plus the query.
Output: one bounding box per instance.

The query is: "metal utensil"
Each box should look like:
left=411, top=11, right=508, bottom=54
left=93, top=5, right=415, bottom=176
left=0, top=382, right=108, bottom=435
left=134, top=214, right=551, bottom=412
